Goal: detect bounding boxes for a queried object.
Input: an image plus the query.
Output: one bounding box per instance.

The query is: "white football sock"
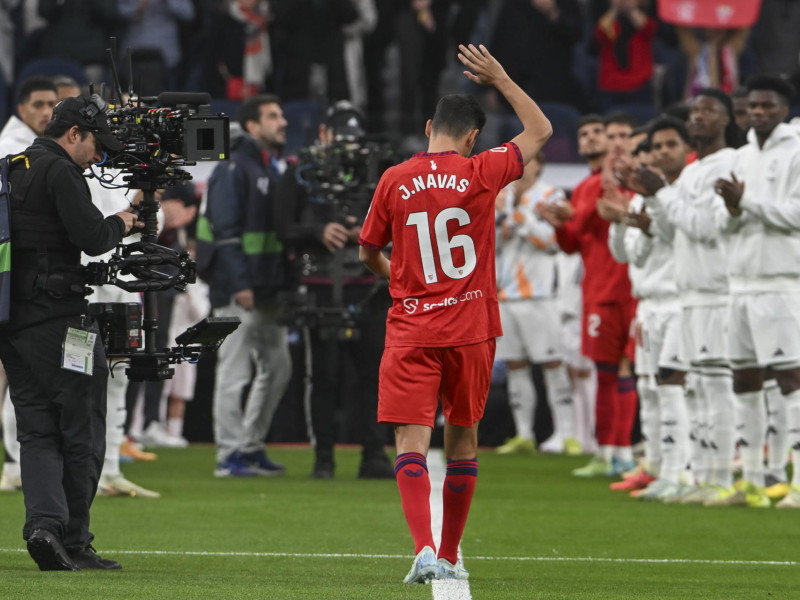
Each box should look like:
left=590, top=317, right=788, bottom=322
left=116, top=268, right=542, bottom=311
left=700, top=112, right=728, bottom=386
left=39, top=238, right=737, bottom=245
left=701, top=371, right=736, bottom=488
left=658, top=384, right=690, bottom=485
left=168, top=417, right=185, bottom=439
left=765, top=379, right=788, bottom=482
left=544, top=365, right=576, bottom=439
left=572, top=370, right=597, bottom=453
left=733, top=390, right=766, bottom=488
left=2, top=388, right=19, bottom=463
left=103, top=370, right=128, bottom=478
left=783, top=390, right=800, bottom=487
left=637, top=376, right=661, bottom=477
left=506, top=365, right=536, bottom=440
left=685, top=371, right=709, bottom=485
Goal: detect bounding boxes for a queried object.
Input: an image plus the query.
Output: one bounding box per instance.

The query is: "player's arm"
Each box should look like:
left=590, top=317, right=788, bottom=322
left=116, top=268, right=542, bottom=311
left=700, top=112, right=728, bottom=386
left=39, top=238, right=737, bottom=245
left=458, top=44, right=552, bottom=164
left=359, top=246, right=390, bottom=280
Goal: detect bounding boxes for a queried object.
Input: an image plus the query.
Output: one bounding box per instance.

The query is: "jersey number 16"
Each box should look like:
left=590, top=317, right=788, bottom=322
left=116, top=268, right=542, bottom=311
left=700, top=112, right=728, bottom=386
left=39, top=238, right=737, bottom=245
left=406, top=207, right=476, bottom=284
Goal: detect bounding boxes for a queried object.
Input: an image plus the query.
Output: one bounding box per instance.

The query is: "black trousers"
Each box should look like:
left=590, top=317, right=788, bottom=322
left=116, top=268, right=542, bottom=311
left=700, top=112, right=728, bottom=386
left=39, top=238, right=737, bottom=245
left=306, top=284, right=391, bottom=463
left=0, top=315, right=107, bottom=550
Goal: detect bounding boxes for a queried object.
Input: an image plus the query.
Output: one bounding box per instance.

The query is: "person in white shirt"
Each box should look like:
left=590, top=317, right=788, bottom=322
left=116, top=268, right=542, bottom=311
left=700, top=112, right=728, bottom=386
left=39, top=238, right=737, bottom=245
left=603, top=118, right=693, bottom=501
left=714, top=75, right=800, bottom=508
left=617, top=89, right=766, bottom=507
left=494, top=152, right=578, bottom=455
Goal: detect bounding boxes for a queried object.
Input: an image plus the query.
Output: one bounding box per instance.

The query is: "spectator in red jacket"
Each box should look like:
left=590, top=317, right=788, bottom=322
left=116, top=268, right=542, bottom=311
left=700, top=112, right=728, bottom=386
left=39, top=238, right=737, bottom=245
left=594, top=0, right=657, bottom=111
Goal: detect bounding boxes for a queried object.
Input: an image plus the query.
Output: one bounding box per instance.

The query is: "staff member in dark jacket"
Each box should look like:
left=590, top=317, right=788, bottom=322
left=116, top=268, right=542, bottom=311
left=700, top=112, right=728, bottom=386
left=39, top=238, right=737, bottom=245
left=197, top=94, right=292, bottom=478
left=0, top=96, right=139, bottom=571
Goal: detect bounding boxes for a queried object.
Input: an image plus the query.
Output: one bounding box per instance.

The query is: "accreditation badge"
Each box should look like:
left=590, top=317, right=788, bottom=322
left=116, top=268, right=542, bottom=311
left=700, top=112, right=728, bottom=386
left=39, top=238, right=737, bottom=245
left=61, top=321, right=97, bottom=375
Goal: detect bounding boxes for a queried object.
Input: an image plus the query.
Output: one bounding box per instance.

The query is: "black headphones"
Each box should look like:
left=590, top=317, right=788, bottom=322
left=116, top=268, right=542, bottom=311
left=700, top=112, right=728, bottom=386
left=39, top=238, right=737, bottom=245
left=79, top=94, right=108, bottom=124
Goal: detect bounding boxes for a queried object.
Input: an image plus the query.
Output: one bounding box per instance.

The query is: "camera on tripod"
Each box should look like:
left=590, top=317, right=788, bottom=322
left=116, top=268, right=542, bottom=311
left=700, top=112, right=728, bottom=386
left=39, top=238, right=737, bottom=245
left=81, top=44, right=239, bottom=381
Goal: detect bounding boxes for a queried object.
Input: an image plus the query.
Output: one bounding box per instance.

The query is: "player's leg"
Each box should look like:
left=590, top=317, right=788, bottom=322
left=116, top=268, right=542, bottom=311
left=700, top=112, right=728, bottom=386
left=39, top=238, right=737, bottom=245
left=562, top=315, right=596, bottom=453
left=1, top=387, right=21, bottom=491
left=749, top=292, right=800, bottom=507
left=495, top=302, right=536, bottom=454
left=612, top=301, right=639, bottom=475
left=437, top=340, right=494, bottom=574
left=380, top=346, right=441, bottom=564
left=574, top=304, right=618, bottom=476
left=533, top=299, right=577, bottom=454
left=776, top=367, right=800, bottom=508
left=763, top=374, right=788, bottom=496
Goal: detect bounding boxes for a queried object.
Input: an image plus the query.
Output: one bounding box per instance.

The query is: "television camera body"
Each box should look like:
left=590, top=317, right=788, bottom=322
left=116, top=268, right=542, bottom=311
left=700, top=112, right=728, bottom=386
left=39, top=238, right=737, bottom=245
left=83, top=49, right=238, bottom=381
left=282, top=135, right=397, bottom=340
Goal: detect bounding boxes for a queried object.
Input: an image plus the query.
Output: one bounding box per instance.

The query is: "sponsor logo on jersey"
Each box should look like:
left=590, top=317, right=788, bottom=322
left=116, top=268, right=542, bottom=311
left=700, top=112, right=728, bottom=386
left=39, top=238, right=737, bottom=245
left=489, top=146, right=508, bottom=153
left=421, top=289, right=483, bottom=312
left=403, top=298, right=419, bottom=314
left=430, top=160, right=437, bottom=170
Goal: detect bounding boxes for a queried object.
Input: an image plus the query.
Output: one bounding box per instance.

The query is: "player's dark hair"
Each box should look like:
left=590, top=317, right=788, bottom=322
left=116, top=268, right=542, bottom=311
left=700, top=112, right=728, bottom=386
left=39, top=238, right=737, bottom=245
left=16, top=75, right=57, bottom=105
left=237, top=94, right=281, bottom=129
left=648, top=116, right=691, bottom=146
left=577, top=113, right=604, bottom=129
left=430, top=94, right=486, bottom=139
left=695, top=87, right=746, bottom=148
left=745, top=74, right=795, bottom=106
left=604, top=111, right=638, bottom=129
left=731, top=86, right=748, bottom=100
left=633, top=139, right=650, bottom=156
left=662, top=101, right=689, bottom=123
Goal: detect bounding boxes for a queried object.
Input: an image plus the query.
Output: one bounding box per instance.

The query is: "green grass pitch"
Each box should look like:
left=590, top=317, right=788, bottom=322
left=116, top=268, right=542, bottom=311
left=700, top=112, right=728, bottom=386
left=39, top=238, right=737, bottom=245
left=0, top=445, right=796, bottom=599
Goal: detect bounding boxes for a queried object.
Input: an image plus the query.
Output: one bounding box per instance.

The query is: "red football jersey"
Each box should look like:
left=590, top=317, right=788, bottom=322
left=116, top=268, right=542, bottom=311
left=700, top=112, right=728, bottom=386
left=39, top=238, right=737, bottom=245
left=554, top=172, right=632, bottom=306
left=359, top=142, right=524, bottom=347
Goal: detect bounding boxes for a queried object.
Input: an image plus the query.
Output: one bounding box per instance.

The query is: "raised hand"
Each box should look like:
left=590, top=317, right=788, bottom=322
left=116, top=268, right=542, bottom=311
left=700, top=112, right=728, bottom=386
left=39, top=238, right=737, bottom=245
left=457, top=44, right=509, bottom=88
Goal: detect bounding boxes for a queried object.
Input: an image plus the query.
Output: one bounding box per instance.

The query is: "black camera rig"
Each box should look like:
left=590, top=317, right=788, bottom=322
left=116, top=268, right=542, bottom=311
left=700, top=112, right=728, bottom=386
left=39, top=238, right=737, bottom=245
left=280, top=138, right=396, bottom=339
left=83, top=45, right=238, bottom=381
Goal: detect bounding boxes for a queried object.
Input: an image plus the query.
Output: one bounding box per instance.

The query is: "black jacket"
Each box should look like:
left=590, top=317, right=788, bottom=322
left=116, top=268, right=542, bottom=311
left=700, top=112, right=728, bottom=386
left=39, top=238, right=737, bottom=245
left=7, top=138, right=125, bottom=330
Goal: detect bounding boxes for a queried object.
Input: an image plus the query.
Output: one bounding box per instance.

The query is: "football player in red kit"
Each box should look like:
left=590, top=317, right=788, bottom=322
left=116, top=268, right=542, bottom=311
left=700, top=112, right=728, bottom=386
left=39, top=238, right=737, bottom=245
left=540, top=113, right=639, bottom=477
left=358, top=44, right=552, bottom=583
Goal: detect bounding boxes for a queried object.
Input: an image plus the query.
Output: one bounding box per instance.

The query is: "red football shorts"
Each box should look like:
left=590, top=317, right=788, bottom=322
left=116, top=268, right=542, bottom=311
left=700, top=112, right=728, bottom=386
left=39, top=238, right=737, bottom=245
left=582, top=300, right=637, bottom=364
left=378, top=339, right=496, bottom=428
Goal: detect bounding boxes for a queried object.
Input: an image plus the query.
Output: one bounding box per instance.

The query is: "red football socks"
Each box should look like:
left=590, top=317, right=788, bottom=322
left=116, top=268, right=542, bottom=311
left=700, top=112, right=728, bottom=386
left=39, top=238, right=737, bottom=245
left=615, top=375, right=638, bottom=447
left=595, top=363, right=619, bottom=447
left=394, top=452, right=435, bottom=553
left=438, top=458, right=478, bottom=565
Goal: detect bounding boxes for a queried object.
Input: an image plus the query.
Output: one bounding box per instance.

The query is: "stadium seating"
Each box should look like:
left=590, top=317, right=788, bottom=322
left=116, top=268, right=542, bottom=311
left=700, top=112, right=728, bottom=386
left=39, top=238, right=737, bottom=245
left=538, top=101, right=581, bottom=163
left=210, top=98, right=240, bottom=121
left=16, top=58, right=88, bottom=86
left=283, top=100, right=321, bottom=157
left=605, top=102, right=662, bottom=126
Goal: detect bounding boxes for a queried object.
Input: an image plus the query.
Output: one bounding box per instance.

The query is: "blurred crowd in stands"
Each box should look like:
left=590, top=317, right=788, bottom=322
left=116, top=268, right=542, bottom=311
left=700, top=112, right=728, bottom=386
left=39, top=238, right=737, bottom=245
left=1, top=1, right=799, bottom=162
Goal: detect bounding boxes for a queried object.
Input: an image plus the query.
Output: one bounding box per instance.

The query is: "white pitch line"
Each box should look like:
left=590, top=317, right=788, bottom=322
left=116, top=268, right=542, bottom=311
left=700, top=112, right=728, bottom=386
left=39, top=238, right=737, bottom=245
left=427, top=449, right=473, bottom=600
left=0, top=548, right=795, bottom=567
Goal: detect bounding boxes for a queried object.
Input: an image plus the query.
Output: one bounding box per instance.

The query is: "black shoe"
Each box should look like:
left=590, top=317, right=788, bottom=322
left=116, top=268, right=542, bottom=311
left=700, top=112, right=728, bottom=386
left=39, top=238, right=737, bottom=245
left=68, top=545, right=122, bottom=570
left=358, top=457, right=396, bottom=479
left=310, top=460, right=335, bottom=479
left=27, top=529, right=80, bottom=571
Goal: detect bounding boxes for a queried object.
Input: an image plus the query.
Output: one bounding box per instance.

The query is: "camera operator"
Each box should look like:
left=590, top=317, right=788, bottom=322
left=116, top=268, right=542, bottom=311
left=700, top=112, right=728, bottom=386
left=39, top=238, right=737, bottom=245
left=0, top=75, right=59, bottom=492
left=197, top=94, right=291, bottom=478
left=274, top=101, right=394, bottom=479
left=0, top=96, right=140, bottom=571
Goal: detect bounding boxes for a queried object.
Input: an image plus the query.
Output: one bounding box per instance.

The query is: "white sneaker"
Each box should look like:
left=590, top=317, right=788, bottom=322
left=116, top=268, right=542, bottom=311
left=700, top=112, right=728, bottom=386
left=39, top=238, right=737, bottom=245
left=403, top=546, right=437, bottom=584
left=138, top=421, right=189, bottom=448
left=436, top=557, right=469, bottom=580
left=0, top=465, right=22, bottom=491
left=538, top=435, right=564, bottom=454
left=97, top=473, right=160, bottom=498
